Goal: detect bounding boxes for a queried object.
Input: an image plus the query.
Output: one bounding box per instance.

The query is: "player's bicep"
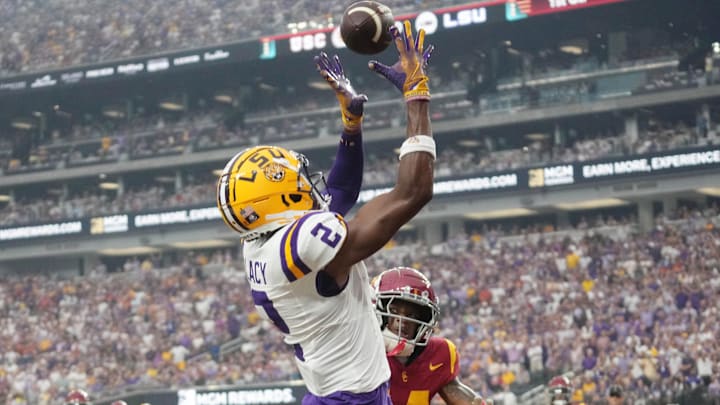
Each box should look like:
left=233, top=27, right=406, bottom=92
left=326, top=192, right=418, bottom=272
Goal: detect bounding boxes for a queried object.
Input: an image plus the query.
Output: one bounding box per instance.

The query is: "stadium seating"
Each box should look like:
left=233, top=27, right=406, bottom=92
left=1, top=206, right=719, bottom=404
left=0, top=0, right=473, bottom=76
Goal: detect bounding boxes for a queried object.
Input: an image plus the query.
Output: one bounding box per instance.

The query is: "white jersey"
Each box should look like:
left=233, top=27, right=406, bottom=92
left=243, top=210, right=390, bottom=396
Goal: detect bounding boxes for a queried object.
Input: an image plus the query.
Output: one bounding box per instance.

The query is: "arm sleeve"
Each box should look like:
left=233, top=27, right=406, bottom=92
left=325, top=132, right=364, bottom=216
left=277, top=211, right=348, bottom=282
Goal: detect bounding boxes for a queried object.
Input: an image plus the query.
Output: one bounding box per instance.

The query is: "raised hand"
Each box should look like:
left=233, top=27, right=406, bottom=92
left=315, top=52, right=368, bottom=133
left=368, top=20, right=434, bottom=102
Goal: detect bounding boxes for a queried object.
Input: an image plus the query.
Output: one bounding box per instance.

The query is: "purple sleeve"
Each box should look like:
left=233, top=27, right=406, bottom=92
left=326, top=131, right=364, bottom=216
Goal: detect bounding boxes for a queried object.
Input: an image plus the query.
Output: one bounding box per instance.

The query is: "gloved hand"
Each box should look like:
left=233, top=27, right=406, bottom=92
left=314, top=52, right=368, bottom=133
left=368, top=20, right=434, bottom=102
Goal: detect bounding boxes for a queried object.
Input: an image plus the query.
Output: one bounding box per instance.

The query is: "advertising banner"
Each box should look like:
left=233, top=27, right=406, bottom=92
left=1, top=145, right=718, bottom=244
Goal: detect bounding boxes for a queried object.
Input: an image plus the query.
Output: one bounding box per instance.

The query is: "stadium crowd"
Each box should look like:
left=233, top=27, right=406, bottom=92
left=1, top=205, right=719, bottom=404
left=0, top=0, right=469, bottom=76
left=0, top=40, right=704, bottom=176
left=0, top=2, right=717, bottom=404
left=1, top=115, right=716, bottom=228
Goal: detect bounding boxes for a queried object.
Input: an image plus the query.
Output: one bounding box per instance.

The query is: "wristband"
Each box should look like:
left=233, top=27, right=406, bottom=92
left=341, top=110, right=363, bottom=133
left=404, top=76, right=431, bottom=102
left=398, top=135, right=436, bottom=161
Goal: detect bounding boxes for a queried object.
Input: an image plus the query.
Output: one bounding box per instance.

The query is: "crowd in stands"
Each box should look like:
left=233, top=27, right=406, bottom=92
left=0, top=248, right=273, bottom=404
left=0, top=179, right=214, bottom=227
left=1, top=68, right=711, bottom=178
left=0, top=34, right=708, bottom=176
left=0, top=0, right=470, bottom=76
left=418, top=206, right=720, bottom=405
left=1, top=114, right=717, bottom=228
left=1, top=205, right=719, bottom=404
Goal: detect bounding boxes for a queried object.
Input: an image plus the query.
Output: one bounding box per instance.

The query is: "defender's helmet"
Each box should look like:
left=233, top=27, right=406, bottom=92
left=548, top=375, right=572, bottom=405
left=217, top=145, right=329, bottom=240
left=373, top=267, right=439, bottom=356
left=65, top=389, right=91, bottom=405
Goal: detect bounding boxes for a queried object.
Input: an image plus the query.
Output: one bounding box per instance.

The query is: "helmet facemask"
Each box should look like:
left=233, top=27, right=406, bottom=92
left=295, top=152, right=331, bottom=212
left=376, top=293, right=438, bottom=357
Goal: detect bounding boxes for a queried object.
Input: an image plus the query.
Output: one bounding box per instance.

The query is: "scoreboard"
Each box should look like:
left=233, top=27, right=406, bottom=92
left=507, top=0, right=631, bottom=18
left=260, top=0, right=635, bottom=57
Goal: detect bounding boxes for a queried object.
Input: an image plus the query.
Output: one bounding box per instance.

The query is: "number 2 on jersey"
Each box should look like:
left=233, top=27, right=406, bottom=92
left=311, top=223, right=341, bottom=247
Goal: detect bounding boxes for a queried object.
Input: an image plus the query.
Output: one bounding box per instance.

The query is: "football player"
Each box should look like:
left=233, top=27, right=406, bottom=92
left=547, top=375, right=573, bottom=405
left=216, top=21, right=436, bottom=404
left=65, top=389, right=91, bottom=405
left=374, top=267, right=487, bottom=405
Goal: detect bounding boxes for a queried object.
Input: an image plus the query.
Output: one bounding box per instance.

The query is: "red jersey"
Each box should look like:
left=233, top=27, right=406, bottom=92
left=388, top=336, right=460, bottom=405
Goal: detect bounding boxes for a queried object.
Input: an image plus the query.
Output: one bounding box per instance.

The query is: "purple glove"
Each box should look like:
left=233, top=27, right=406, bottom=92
left=314, top=52, right=368, bottom=133
left=368, top=21, right=434, bottom=101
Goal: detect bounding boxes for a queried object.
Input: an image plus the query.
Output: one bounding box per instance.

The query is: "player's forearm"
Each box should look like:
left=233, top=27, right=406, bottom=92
left=326, top=132, right=364, bottom=215
left=394, top=150, right=433, bottom=206
left=392, top=99, right=433, bottom=205
left=406, top=100, right=432, bottom=138
left=440, top=379, right=488, bottom=405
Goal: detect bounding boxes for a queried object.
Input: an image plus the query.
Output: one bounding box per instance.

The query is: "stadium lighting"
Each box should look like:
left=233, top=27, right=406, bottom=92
left=696, top=187, right=720, bottom=197
left=457, top=139, right=481, bottom=147
left=525, top=133, right=548, bottom=141
left=98, top=246, right=161, bottom=256
left=169, top=239, right=236, bottom=249
left=0, top=194, right=10, bottom=202
left=559, top=38, right=587, bottom=56
left=154, top=175, right=175, bottom=184
left=559, top=45, right=584, bottom=55
left=555, top=198, right=629, bottom=210
left=99, top=182, right=120, bottom=190
left=11, top=118, right=35, bottom=130
left=464, top=208, right=537, bottom=220
left=158, top=100, right=185, bottom=111
left=214, top=93, right=234, bottom=104
left=102, top=105, right=126, bottom=119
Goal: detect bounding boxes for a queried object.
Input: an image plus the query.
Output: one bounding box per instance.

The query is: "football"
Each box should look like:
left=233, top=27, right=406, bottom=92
left=340, top=1, right=395, bottom=55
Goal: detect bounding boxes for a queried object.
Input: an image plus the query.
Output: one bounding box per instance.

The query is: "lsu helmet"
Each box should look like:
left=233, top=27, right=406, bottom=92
left=374, top=267, right=439, bottom=357
left=217, top=145, right=329, bottom=240
left=65, top=389, right=91, bottom=405
left=548, top=375, right=572, bottom=405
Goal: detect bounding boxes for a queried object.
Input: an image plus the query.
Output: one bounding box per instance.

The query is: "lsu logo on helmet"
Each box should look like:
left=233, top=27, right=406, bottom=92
left=217, top=145, right=327, bottom=240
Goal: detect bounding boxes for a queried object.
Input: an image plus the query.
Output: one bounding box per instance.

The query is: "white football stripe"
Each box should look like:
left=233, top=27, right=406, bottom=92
left=218, top=180, right=245, bottom=233
left=348, top=6, right=383, bottom=43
